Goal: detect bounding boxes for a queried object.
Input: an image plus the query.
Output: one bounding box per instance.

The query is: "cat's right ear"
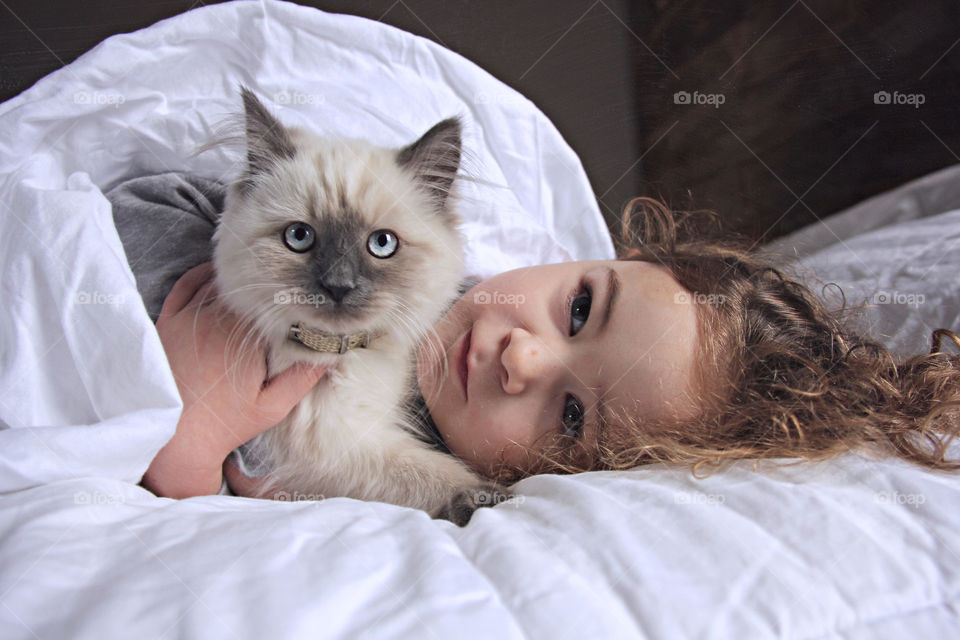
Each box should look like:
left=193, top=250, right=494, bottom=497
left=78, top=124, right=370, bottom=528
left=239, top=86, right=296, bottom=182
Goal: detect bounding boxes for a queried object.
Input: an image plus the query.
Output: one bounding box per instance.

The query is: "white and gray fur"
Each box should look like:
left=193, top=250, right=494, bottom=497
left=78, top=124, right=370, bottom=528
left=212, top=88, right=505, bottom=524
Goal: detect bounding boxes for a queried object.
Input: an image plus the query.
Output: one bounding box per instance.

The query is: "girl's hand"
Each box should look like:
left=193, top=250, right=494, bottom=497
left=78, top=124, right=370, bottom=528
left=141, top=262, right=326, bottom=498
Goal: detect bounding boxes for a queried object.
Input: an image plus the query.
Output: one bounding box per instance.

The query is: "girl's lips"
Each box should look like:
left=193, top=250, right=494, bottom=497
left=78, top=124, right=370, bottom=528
left=458, top=328, right=472, bottom=400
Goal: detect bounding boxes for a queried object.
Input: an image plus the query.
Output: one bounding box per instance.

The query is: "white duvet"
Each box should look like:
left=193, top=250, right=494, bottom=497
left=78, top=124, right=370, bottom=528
left=1, top=2, right=958, bottom=638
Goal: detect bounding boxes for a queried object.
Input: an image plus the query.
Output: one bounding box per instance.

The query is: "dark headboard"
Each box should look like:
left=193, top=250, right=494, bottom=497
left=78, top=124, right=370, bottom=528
left=3, top=0, right=958, bottom=242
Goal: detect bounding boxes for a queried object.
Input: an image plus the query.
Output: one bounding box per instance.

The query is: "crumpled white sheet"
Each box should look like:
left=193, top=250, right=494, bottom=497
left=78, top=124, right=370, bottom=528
left=0, top=2, right=958, bottom=639
left=764, top=165, right=960, bottom=357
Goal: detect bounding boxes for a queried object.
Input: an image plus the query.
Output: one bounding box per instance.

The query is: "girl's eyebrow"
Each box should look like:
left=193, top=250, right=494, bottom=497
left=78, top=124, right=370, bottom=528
left=597, top=267, right=621, bottom=335
left=588, top=267, right=620, bottom=439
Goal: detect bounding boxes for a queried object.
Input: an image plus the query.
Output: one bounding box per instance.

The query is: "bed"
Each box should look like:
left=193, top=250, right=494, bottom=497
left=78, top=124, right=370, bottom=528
left=1, top=2, right=958, bottom=638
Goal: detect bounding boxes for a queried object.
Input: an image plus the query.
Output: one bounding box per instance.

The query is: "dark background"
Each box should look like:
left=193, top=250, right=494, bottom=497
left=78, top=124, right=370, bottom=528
left=2, top=0, right=958, bottom=242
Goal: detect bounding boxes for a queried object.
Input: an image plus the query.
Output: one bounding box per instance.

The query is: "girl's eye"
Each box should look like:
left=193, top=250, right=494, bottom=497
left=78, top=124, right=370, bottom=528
left=367, top=229, right=399, bottom=258
left=569, top=288, right=592, bottom=335
left=562, top=394, right=585, bottom=437
left=283, top=222, right=315, bottom=253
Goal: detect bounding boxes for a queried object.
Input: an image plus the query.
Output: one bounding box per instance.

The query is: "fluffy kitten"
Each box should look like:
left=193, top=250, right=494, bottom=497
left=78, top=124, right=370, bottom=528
left=212, top=89, right=506, bottom=524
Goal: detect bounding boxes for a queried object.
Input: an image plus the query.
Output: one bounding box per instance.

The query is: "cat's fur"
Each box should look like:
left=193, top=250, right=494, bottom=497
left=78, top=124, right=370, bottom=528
left=212, top=88, right=506, bottom=524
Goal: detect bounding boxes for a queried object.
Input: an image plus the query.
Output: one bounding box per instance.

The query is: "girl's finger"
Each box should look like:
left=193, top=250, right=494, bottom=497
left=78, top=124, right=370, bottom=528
left=229, top=333, right=268, bottom=389
left=158, top=262, right=214, bottom=320
left=183, top=279, right=218, bottom=315
left=259, top=363, right=328, bottom=417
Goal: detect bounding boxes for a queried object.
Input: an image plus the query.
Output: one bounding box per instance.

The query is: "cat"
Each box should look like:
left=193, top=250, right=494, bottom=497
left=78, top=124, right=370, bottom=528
left=211, top=88, right=507, bottom=525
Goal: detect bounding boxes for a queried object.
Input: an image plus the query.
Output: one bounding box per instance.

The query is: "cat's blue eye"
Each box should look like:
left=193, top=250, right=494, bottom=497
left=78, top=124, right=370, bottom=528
left=561, top=394, right=585, bottom=437
left=367, top=229, right=398, bottom=258
left=283, top=222, right=315, bottom=253
left=569, top=287, right=591, bottom=336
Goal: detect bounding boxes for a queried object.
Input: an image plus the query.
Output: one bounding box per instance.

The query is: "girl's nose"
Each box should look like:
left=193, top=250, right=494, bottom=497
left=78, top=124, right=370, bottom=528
left=500, top=327, right=560, bottom=394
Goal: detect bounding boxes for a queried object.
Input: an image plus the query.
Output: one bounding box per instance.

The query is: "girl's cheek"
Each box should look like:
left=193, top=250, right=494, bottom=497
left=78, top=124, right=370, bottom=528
left=483, top=420, right=525, bottom=452
left=475, top=418, right=510, bottom=454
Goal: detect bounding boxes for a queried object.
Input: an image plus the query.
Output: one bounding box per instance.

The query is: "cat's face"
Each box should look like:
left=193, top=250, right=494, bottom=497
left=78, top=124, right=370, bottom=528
left=213, top=88, right=465, bottom=360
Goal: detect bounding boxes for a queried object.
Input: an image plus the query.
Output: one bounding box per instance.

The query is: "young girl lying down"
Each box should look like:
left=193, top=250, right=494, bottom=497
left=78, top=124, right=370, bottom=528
left=143, top=198, right=960, bottom=509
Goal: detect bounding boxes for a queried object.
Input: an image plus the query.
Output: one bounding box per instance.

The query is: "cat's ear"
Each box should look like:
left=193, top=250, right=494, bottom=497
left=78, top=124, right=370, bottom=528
left=397, top=117, right=462, bottom=210
left=240, top=86, right=296, bottom=180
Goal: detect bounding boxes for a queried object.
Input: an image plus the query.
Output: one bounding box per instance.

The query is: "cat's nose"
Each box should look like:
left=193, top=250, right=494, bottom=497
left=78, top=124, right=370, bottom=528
left=323, top=284, right=353, bottom=304
left=313, top=259, right=358, bottom=305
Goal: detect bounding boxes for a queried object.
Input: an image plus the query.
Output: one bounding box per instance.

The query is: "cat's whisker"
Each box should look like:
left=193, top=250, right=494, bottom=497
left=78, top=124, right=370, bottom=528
left=394, top=297, right=443, bottom=348
left=225, top=283, right=292, bottom=293
left=223, top=305, right=268, bottom=398
left=384, top=302, right=419, bottom=340
left=220, top=295, right=290, bottom=393
left=412, top=297, right=471, bottom=403
left=385, top=303, right=449, bottom=404
left=386, top=303, right=431, bottom=355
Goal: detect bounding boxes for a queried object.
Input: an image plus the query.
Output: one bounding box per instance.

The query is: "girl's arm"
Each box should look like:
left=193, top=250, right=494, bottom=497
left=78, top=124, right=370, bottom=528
left=141, top=263, right=326, bottom=498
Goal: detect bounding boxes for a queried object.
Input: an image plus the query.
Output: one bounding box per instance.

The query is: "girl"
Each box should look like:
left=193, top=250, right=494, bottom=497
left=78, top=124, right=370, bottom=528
left=142, top=198, right=960, bottom=501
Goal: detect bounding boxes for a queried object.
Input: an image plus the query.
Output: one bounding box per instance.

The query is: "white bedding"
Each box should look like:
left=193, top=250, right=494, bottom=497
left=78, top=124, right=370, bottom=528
left=1, top=2, right=958, bottom=638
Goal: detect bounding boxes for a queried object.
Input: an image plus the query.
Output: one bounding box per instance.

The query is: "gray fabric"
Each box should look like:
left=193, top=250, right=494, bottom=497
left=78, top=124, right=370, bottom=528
left=108, top=172, right=225, bottom=320
left=232, top=441, right=274, bottom=478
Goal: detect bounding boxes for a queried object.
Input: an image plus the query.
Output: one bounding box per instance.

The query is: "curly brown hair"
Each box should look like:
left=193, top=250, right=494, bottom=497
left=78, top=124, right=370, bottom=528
left=492, top=197, right=960, bottom=483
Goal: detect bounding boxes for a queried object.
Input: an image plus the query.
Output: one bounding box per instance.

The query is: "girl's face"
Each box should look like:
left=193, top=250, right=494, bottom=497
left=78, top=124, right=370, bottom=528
left=416, top=260, right=701, bottom=477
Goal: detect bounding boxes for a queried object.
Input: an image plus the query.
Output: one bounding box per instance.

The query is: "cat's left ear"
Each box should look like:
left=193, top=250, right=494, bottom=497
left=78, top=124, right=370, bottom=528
left=397, top=117, right=462, bottom=211
left=240, top=86, right=296, bottom=182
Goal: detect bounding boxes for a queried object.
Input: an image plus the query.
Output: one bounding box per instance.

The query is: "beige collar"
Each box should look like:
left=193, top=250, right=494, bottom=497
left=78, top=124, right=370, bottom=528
left=288, top=324, right=382, bottom=354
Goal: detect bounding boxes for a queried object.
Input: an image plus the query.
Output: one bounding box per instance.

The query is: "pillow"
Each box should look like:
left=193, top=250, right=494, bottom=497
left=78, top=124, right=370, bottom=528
left=765, top=165, right=960, bottom=355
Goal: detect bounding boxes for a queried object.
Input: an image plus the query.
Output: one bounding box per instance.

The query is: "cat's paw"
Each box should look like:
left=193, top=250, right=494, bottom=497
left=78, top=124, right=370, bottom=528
left=434, top=483, right=513, bottom=526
